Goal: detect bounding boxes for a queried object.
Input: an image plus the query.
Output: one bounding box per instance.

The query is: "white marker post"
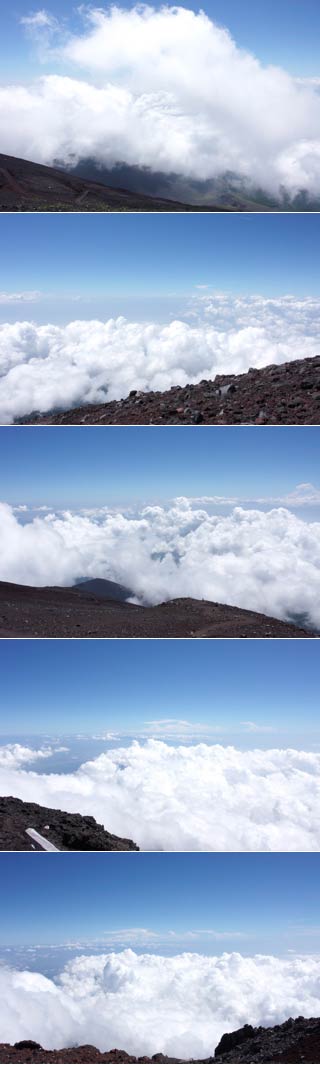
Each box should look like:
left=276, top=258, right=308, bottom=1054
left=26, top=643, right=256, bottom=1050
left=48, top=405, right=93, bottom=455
left=26, top=828, right=59, bottom=852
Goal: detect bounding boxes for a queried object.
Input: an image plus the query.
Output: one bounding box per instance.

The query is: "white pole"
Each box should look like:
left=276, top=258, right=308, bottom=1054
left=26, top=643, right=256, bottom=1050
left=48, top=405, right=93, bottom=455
left=26, top=828, right=59, bottom=852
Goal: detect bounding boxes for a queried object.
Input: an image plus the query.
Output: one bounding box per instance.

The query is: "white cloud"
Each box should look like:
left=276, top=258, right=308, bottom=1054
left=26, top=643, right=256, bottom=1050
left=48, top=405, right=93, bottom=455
left=1, top=295, right=320, bottom=422
left=0, top=498, right=320, bottom=629
left=21, top=11, right=56, bottom=28
left=100, top=927, right=244, bottom=948
left=0, top=292, right=42, bottom=306
left=0, top=743, right=62, bottom=768
left=1, top=739, right=320, bottom=851
left=0, top=7, right=316, bottom=196
left=129, top=718, right=276, bottom=740
left=240, top=721, right=275, bottom=734
left=20, top=10, right=59, bottom=38
left=257, top=484, right=320, bottom=507
left=140, top=718, right=226, bottom=740
left=1, top=950, right=320, bottom=1057
left=177, top=484, right=320, bottom=507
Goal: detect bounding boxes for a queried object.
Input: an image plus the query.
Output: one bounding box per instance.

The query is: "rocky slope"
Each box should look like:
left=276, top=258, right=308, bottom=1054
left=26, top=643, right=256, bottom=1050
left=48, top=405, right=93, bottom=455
left=24, top=356, right=320, bottom=426
left=1, top=1017, right=320, bottom=1062
left=0, top=581, right=315, bottom=638
left=0, top=797, right=138, bottom=851
left=0, top=154, right=227, bottom=212
left=214, top=1016, right=320, bottom=1061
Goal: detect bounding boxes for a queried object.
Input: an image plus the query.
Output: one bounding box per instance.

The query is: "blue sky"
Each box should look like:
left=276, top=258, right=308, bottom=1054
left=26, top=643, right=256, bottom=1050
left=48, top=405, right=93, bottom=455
left=0, top=853, right=319, bottom=953
left=2, top=1, right=320, bottom=78
left=1, top=639, right=319, bottom=742
left=1, top=426, right=319, bottom=509
left=1, top=214, right=320, bottom=325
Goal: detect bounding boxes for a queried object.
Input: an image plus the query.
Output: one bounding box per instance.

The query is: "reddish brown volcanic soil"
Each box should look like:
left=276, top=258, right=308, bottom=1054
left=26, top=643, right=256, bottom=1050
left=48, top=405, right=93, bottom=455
left=2, top=1018, right=320, bottom=1062
left=25, top=356, right=320, bottom=426
left=0, top=581, right=315, bottom=638
left=0, top=797, right=138, bottom=851
left=0, top=153, right=226, bottom=213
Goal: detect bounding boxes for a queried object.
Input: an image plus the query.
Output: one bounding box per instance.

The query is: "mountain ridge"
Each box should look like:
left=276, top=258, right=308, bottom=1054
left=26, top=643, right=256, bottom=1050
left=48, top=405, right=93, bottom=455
left=0, top=580, right=316, bottom=638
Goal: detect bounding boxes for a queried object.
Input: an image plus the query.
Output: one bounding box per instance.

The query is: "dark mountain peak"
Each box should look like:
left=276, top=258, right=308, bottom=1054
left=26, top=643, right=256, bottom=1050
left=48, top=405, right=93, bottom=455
left=73, top=578, right=132, bottom=602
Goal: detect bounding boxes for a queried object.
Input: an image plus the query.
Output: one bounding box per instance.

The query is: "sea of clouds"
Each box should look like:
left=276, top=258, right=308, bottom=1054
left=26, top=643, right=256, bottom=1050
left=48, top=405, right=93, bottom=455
left=1, top=740, right=320, bottom=851
left=2, top=5, right=320, bottom=197
left=1, top=295, right=320, bottom=422
left=1, top=950, right=320, bottom=1056
left=1, top=497, right=320, bottom=628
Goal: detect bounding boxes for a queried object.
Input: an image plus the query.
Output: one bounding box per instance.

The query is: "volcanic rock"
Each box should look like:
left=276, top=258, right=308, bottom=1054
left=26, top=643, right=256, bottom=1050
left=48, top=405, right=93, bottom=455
left=0, top=797, right=139, bottom=851
left=24, top=356, right=320, bottom=427
left=214, top=1015, right=320, bottom=1061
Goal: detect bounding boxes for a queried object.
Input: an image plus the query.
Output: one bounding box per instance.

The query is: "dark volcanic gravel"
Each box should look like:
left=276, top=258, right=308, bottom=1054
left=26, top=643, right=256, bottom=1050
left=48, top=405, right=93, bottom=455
left=25, top=356, right=320, bottom=426
left=0, top=581, right=315, bottom=638
left=0, top=797, right=138, bottom=851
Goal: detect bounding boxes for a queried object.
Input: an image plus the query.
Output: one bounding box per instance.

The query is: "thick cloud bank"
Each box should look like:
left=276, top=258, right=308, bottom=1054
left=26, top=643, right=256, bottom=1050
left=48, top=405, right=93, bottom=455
left=1, top=499, right=320, bottom=628
left=1, top=951, right=320, bottom=1056
left=2, top=5, right=320, bottom=196
left=1, top=296, right=320, bottom=422
left=1, top=740, right=320, bottom=851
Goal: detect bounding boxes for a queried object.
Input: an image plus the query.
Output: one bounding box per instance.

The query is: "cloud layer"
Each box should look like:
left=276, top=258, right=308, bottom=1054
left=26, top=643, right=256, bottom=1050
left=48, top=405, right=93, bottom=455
left=0, top=743, right=62, bottom=769
left=1, top=950, right=320, bottom=1057
left=1, top=498, right=320, bottom=628
left=1, top=295, right=320, bottom=422
left=1, top=739, right=320, bottom=851
left=1, top=5, right=320, bottom=196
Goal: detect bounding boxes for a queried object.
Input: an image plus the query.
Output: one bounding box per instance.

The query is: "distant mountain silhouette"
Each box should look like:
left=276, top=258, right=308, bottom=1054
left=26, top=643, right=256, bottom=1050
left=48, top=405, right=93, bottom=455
left=73, top=578, right=132, bottom=602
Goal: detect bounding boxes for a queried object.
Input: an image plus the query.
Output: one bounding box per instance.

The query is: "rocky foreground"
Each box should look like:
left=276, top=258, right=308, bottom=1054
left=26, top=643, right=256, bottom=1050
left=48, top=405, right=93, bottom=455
left=0, top=153, right=226, bottom=213
left=2, top=1018, right=320, bottom=1062
left=25, top=356, right=320, bottom=426
left=0, top=797, right=138, bottom=851
left=0, top=581, right=315, bottom=638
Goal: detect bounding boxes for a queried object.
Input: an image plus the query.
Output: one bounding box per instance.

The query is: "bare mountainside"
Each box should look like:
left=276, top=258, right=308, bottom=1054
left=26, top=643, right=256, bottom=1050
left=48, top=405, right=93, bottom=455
left=0, top=154, right=229, bottom=212
left=0, top=581, right=316, bottom=639
left=0, top=797, right=139, bottom=852
left=26, top=356, right=320, bottom=426
left=2, top=1017, right=320, bottom=1062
